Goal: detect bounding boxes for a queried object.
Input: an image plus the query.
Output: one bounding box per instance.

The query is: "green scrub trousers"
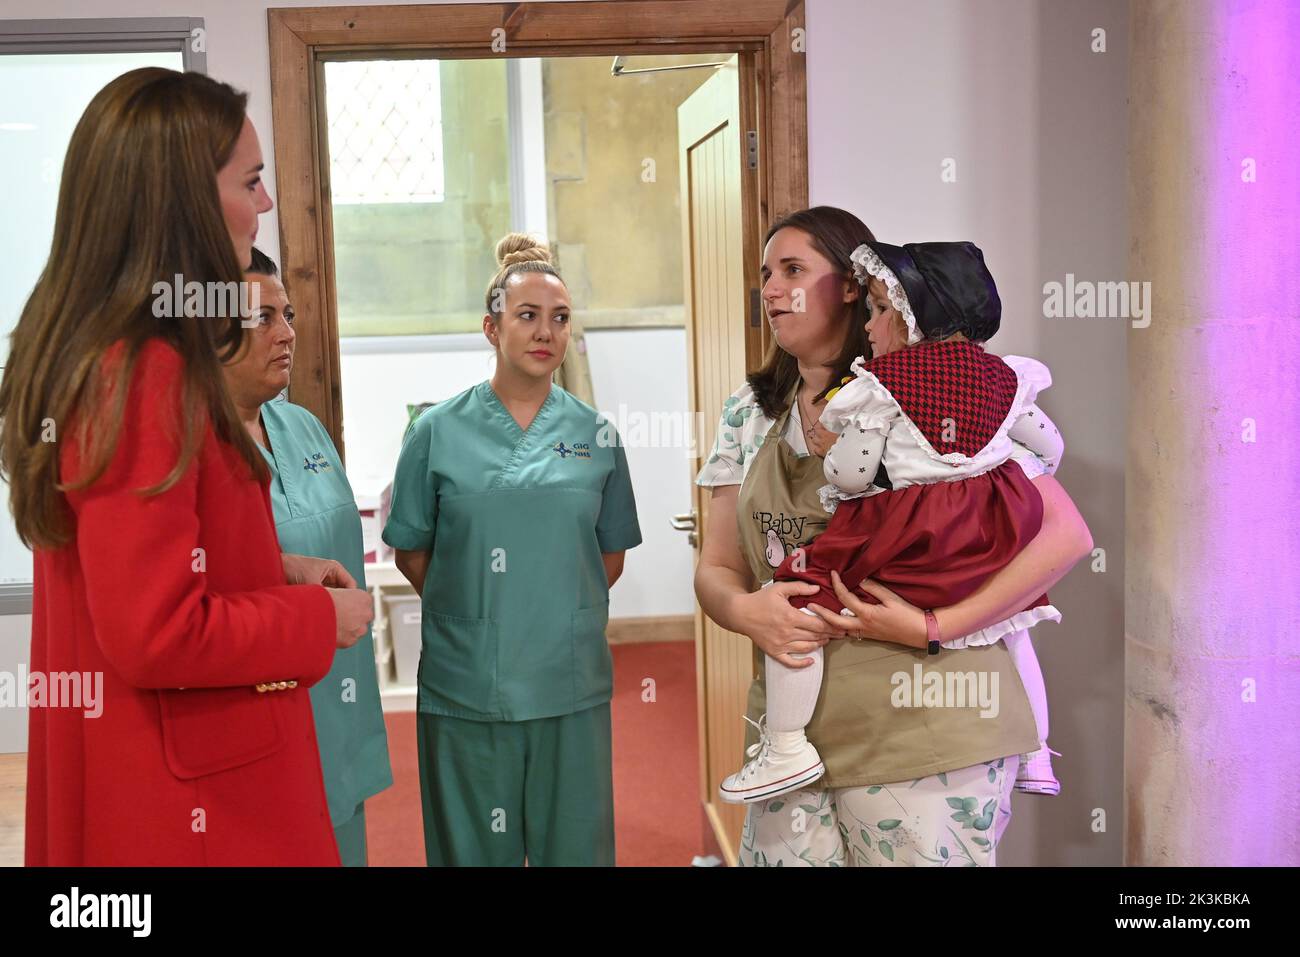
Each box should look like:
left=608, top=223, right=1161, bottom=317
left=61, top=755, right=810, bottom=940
left=416, top=704, right=614, bottom=866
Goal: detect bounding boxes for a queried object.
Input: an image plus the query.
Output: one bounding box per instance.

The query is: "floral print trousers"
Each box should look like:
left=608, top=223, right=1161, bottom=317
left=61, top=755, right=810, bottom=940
left=738, top=755, right=1021, bottom=867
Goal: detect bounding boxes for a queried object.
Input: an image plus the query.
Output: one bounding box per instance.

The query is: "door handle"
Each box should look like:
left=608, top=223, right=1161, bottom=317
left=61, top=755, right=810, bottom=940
left=670, top=510, right=697, bottom=531
left=670, top=510, right=698, bottom=549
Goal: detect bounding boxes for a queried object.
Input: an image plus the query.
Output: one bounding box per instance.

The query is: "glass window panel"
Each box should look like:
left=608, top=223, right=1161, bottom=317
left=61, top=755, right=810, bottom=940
left=324, top=58, right=511, bottom=338
left=0, top=50, right=184, bottom=585
left=326, top=59, right=446, bottom=205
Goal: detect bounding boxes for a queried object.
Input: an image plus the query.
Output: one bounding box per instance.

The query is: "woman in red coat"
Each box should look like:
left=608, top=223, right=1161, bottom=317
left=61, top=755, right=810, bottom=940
left=0, top=68, right=374, bottom=866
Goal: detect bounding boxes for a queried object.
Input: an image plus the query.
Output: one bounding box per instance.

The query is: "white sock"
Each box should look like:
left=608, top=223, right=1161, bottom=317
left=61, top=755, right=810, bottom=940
left=765, top=645, right=823, bottom=734
left=1005, top=630, right=1049, bottom=744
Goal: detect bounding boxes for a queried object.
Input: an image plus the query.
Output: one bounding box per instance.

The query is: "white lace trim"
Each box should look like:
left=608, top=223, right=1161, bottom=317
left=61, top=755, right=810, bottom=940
left=1009, top=446, right=1047, bottom=481
left=849, top=244, right=923, bottom=345
left=941, top=604, right=1062, bottom=649
left=817, top=482, right=883, bottom=513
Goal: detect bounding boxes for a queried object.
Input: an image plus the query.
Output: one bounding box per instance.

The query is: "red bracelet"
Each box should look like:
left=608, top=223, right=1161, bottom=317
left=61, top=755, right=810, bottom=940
left=924, top=609, right=942, bottom=655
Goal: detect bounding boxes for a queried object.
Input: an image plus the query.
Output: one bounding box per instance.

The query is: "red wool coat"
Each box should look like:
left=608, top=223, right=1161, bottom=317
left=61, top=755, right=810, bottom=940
left=25, top=339, right=340, bottom=866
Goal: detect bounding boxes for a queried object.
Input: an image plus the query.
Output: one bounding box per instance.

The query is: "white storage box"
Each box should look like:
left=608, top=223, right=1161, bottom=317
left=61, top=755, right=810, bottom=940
left=354, top=478, right=394, bottom=563
left=384, top=592, right=423, bottom=688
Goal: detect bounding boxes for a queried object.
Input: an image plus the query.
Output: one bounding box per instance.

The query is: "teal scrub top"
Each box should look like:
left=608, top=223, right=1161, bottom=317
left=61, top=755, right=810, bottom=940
left=260, top=396, right=394, bottom=827
left=381, top=381, right=642, bottom=723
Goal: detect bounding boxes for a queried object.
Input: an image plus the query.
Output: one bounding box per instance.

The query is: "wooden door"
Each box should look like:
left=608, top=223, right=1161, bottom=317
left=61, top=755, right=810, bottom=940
left=678, top=57, right=763, bottom=864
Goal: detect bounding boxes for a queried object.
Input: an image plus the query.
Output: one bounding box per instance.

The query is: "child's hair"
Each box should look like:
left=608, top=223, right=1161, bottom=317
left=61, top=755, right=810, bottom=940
left=866, top=276, right=911, bottom=344
left=868, top=275, right=971, bottom=346
left=484, top=233, right=564, bottom=322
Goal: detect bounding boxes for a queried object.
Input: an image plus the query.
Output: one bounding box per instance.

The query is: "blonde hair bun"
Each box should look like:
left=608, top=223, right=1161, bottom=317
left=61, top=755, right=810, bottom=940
left=496, top=232, right=552, bottom=268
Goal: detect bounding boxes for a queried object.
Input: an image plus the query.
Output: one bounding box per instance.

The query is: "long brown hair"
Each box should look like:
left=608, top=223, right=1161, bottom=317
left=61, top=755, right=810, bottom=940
left=747, top=206, right=876, bottom=419
left=0, top=68, right=267, bottom=549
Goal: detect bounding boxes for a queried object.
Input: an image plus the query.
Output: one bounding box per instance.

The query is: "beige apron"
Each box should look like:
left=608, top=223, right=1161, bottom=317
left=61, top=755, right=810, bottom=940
left=735, top=400, right=1038, bottom=788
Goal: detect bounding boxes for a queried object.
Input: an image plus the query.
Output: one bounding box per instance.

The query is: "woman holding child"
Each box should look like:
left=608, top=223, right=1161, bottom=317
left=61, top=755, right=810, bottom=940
left=694, top=206, right=1093, bottom=866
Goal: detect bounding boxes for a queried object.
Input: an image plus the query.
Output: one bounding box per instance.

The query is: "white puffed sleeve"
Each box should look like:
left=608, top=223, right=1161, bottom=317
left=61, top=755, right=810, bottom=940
left=1008, top=403, right=1064, bottom=476
left=816, top=367, right=899, bottom=510
left=818, top=365, right=900, bottom=437
left=823, top=427, right=888, bottom=496
left=1001, top=355, right=1052, bottom=406
left=1000, top=356, right=1064, bottom=477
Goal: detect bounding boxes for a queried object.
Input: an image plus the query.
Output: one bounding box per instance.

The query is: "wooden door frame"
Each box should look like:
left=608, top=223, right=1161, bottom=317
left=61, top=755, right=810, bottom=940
left=267, top=0, right=807, bottom=452
left=677, top=60, right=755, bottom=865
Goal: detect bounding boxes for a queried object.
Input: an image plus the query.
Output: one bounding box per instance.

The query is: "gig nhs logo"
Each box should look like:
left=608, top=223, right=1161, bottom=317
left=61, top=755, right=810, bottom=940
left=50, top=887, right=151, bottom=937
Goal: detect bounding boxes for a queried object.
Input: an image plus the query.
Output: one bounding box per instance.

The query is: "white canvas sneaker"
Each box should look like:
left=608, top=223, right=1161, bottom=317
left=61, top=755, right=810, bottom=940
left=718, top=714, right=826, bottom=804
left=1015, top=744, right=1062, bottom=795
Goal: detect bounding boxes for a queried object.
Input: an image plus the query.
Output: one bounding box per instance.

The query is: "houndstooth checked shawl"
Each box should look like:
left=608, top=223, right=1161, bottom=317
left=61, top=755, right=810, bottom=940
left=865, top=340, right=1018, bottom=458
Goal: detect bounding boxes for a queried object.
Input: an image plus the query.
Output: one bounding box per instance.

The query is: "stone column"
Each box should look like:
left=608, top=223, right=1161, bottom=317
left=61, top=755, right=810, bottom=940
left=1126, top=0, right=1300, bottom=865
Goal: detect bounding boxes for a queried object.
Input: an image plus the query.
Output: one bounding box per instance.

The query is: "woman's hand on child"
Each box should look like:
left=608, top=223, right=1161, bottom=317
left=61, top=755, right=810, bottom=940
left=807, top=423, right=838, bottom=458
left=734, top=581, right=835, bottom=668
left=803, top=571, right=928, bottom=650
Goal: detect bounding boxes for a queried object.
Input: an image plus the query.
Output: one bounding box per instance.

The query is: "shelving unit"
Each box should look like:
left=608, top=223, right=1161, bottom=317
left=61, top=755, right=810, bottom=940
left=363, top=561, right=418, bottom=712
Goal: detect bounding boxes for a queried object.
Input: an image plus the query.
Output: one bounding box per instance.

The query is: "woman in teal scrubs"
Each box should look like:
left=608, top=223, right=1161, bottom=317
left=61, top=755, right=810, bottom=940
left=383, top=233, right=641, bottom=866
left=222, top=248, right=393, bottom=865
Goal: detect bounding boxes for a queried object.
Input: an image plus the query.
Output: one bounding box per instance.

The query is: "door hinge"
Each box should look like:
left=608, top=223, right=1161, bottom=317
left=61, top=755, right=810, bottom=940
left=746, top=130, right=758, bottom=170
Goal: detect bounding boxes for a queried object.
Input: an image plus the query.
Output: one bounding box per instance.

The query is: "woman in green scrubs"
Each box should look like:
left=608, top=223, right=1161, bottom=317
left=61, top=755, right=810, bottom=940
left=383, top=233, right=641, bottom=866
left=223, top=248, right=393, bottom=865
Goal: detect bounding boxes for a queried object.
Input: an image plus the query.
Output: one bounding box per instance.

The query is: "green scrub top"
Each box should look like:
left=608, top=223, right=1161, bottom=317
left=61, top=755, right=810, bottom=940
left=382, top=381, right=642, bottom=723
left=260, top=396, right=394, bottom=828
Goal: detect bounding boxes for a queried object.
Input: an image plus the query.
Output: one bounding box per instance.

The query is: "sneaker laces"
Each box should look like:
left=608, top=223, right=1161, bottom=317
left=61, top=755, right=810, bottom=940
left=738, top=714, right=773, bottom=782
left=1019, top=745, right=1062, bottom=779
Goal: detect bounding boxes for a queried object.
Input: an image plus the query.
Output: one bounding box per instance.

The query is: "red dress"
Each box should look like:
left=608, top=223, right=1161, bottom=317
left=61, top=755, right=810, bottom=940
left=776, top=342, right=1050, bottom=619
left=25, top=340, right=340, bottom=866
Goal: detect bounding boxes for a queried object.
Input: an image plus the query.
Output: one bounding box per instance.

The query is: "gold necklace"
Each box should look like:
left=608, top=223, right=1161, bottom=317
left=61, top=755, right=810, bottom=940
left=798, top=385, right=820, bottom=438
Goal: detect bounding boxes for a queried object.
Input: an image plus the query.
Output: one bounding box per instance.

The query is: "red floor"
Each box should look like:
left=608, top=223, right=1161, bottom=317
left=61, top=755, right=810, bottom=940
left=364, top=640, right=705, bottom=866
